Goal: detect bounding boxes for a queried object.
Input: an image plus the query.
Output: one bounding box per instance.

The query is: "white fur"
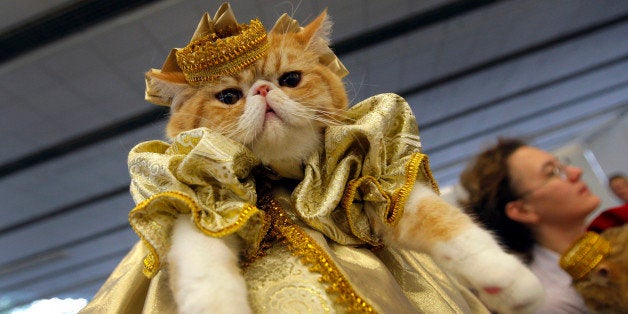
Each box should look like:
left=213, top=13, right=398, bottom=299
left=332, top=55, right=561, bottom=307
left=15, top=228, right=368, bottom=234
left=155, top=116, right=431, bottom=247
left=432, top=228, right=545, bottom=313
left=239, top=81, right=324, bottom=179
left=385, top=183, right=545, bottom=313
left=168, top=215, right=252, bottom=314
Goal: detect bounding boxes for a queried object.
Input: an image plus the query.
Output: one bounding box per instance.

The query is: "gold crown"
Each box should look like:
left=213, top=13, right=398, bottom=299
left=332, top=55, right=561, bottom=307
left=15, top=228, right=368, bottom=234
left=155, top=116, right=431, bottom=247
left=559, top=231, right=611, bottom=280
left=175, top=18, right=269, bottom=85
left=146, top=2, right=348, bottom=106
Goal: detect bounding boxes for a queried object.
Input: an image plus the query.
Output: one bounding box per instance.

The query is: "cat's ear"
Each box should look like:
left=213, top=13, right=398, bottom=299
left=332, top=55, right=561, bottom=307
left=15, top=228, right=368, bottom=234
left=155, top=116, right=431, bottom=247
left=145, top=69, right=190, bottom=108
left=298, top=9, right=333, bottom=55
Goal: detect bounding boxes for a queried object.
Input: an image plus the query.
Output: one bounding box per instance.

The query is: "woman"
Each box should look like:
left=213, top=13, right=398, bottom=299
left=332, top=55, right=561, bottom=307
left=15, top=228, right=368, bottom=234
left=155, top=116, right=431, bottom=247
left=460, top=138, right=601, bottom=313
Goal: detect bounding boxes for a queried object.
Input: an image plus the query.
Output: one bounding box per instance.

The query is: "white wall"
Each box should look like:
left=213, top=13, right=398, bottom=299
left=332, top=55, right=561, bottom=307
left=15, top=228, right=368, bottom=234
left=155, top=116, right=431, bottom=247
left=583, top=112, right=628, bottom=186
left=577, top=112, right=628, bottom=218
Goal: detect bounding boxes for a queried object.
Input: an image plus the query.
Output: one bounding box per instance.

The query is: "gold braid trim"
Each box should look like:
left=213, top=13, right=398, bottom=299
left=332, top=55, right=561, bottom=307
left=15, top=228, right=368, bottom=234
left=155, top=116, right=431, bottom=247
left=257, top=190, right=376, bottom=313
left=129, top=190, right=262, bottom=277
left=390, top=153, right=438, bottom=220
left=191, top=203, right=261, bottom=238
left=129, top=191, right=196, bottom=277
left=341, top=152, right=437, bottom=230
left=175, top=19, right=269, bottom=85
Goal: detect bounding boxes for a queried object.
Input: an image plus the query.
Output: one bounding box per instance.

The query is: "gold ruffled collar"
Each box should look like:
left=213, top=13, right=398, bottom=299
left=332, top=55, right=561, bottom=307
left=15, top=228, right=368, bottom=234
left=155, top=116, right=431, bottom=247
left=127, top=93, right=437, bottom=279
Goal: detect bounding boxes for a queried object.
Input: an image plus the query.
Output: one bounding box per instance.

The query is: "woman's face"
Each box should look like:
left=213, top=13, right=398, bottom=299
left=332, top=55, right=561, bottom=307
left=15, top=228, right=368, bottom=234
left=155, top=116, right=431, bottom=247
left=507, top=146, right=600, bottom=225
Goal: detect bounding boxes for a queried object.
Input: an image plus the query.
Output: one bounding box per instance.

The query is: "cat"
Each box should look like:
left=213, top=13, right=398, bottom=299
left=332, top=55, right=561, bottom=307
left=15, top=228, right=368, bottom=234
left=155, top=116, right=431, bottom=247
left=144, top=8, right=544, bottom=314
left=571, top=226, right=628, bottom=313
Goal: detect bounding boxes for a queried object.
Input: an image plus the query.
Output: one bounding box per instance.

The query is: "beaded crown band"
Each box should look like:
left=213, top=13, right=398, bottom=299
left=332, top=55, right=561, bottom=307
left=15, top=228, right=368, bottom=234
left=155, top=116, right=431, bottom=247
left=145, top=2, right=348, bottom=106
left=559, top=231, right=611, bottom=280
left=175, top=18, right=269, bottom=85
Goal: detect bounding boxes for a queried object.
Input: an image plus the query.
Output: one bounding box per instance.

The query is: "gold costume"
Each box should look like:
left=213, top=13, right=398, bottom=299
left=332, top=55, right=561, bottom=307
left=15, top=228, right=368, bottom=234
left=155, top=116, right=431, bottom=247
left=81, top=94, right=488, bottom=313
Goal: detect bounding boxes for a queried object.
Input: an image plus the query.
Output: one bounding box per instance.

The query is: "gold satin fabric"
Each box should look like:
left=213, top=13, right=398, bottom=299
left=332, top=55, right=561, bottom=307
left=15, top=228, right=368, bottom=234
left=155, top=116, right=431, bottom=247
left=81, top=94, right=489, bottom=313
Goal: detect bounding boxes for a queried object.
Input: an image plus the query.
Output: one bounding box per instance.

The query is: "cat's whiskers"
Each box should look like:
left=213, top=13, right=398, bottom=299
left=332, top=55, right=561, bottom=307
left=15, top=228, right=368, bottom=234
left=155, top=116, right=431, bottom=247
left=169, top=111, right=246, bottom=141
left=226, top=124, right=257, bottom=145
left=284, top=93, right=351, bottom=122
left=288, top=109, right=341, bottom=127
left=288, top=1, right=303, bottom=21
left=290, top=105, right=371, bottom=152
left=215, top=122, right=241, bottom=137
left=290, top=104, right=352, bottom=126
left=217, top=117, right=246, bottom=139
left=340, top=71, right=375, bottom=107
left=169, top=111, right=214, bottom=127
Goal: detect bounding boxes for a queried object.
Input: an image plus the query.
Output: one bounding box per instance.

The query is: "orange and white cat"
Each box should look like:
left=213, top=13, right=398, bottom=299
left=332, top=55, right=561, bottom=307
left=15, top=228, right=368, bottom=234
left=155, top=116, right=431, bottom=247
left=146, top=10, right=544, bottom=314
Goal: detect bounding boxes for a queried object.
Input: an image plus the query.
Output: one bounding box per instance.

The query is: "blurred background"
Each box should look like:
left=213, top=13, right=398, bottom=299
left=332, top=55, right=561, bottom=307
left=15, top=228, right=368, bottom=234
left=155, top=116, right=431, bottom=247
left=1, top=0, right=626, bottom=312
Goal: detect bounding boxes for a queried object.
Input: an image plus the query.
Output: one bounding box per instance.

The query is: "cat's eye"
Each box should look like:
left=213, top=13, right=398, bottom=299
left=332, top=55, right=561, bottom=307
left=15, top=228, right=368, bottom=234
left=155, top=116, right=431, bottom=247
left=215, top=88, right=243, bottom=105
left=279, top=71, right=302, bottom=88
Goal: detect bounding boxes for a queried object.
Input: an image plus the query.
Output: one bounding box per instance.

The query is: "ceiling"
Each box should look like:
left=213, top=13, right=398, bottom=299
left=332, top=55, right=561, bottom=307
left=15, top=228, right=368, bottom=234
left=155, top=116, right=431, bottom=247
left=1, top=0, right=627, bottom=311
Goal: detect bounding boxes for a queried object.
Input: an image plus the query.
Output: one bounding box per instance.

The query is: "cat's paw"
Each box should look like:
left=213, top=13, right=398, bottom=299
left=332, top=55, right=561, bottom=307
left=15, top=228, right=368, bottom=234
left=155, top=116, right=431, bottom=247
left=432, top=228, right=544, bottom=313
left=463, top=250, right=544, bottom=314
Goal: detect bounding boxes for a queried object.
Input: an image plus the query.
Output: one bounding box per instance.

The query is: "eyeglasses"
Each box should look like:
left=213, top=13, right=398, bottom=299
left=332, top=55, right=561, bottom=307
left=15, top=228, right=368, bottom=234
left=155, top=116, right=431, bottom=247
left=519, top=163, right=569, bottom=198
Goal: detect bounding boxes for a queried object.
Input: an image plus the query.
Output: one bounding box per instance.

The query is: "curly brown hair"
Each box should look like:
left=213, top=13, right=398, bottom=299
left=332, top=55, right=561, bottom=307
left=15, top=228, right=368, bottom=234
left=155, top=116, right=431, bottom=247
left=459, top=138, right=536, bottom=263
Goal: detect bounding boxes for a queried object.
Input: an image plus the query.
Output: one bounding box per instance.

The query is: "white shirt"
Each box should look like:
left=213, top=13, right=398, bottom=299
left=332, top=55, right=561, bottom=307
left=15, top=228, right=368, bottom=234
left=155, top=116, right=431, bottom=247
left=529, top=245, right=591, bottom=314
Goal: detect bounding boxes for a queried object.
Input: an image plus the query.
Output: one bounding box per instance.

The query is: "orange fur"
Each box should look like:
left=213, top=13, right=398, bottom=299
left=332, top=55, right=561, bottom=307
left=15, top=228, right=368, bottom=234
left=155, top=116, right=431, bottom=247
left=149, top=69, right=187, bottom=84
left=573, top=225, right=628, bottom=313
left=394, top=194, right=471, bottom=248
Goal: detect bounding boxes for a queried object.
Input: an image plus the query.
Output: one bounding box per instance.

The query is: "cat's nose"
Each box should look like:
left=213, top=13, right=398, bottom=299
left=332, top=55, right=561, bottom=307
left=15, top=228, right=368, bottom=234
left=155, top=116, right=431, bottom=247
left=255, top=84, right=270, bottom=97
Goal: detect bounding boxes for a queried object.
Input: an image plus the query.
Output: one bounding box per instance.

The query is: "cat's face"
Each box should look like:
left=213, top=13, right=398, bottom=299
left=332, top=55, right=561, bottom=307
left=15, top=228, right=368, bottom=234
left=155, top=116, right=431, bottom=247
left=149, top=11, right=348, bottom=178
left=574, top=226, right=628, bottom=313
left=166, top=30, right=348, bottom=147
